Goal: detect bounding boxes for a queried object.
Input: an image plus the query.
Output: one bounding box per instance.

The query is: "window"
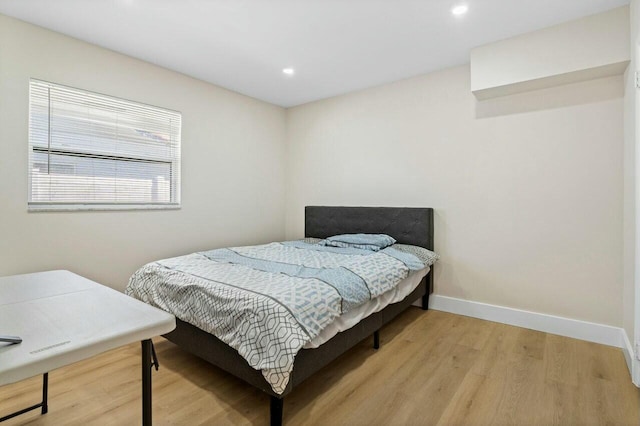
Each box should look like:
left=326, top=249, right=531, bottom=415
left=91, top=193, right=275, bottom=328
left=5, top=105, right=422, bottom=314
left=28, top=80, right=181, bottom=211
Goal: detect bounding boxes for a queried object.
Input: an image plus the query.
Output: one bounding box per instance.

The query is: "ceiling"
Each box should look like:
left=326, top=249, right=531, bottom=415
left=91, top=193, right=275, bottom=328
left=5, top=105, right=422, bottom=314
left=0, top=0, right=629, bottom=107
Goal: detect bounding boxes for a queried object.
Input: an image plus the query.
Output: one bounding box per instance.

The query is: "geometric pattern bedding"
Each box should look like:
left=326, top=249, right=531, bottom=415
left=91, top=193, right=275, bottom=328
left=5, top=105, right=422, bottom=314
left=125, top=240, right=428, bottom=394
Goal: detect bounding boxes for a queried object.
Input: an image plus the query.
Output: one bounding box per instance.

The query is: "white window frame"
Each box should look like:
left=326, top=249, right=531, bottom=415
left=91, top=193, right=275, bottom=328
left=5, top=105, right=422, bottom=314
left=27, top=80, right=181, bottom=212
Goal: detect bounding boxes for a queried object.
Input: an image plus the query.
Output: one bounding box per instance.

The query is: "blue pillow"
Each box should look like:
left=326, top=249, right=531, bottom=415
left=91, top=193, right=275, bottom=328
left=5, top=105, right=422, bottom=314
left=320, top=240, right=385, bottom=251
left=320, top=234, right=396, bottom=251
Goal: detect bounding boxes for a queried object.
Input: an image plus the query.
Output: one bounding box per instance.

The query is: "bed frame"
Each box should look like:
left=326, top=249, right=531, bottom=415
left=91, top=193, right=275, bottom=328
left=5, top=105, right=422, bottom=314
left=163, top=206, right=434, bottom=425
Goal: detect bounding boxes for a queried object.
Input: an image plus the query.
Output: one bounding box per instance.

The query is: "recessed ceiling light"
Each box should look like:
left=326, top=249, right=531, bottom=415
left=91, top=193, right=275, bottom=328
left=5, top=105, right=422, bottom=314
left=282, top=68, right=295, bottom=75
left=451, top=4, right=468, bottom=16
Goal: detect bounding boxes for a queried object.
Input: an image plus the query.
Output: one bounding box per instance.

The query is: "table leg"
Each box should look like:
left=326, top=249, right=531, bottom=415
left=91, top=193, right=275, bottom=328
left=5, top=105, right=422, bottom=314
left=141, top=339, right=152, bottom=426
left=41, top=373, right=48, bottom=414
left=0, top=373, right=49, bottom=422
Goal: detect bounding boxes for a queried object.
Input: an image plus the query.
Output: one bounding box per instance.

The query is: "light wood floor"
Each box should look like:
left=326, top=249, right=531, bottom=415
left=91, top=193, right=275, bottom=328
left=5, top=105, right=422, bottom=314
left=1, top=309, right=638, bottom=425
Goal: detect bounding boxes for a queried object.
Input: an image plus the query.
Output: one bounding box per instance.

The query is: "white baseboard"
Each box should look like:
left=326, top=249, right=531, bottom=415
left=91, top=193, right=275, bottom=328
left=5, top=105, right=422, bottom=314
left=621, top=331, right=639, bottom=386
left=429, top=295, right=623, bottom=348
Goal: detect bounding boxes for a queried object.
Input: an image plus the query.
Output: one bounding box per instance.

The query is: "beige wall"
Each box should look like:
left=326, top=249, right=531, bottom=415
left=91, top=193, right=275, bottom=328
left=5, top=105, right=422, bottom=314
left=0, top=11, right=630, bottom=330
left=623, top=0, right=639, bottom=349
left=0, top=14, right=287, bottom=291
left=471, top=6, right=629, bottom=99
left=286, top=65, right=624, bottom=326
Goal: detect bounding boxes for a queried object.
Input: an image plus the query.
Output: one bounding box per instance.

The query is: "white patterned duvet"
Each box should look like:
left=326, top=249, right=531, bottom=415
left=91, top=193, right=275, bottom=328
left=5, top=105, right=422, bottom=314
left=126, top=240, right=434, bottom=394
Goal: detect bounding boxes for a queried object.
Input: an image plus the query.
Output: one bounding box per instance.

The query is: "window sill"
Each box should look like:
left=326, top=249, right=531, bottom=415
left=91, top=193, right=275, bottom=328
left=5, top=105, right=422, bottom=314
left=28, top=203, right=181, bottom=212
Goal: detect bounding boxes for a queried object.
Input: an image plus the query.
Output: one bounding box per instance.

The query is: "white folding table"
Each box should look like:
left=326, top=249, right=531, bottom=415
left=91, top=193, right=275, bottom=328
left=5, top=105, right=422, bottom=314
left=0, top=270, right=176, bottom=425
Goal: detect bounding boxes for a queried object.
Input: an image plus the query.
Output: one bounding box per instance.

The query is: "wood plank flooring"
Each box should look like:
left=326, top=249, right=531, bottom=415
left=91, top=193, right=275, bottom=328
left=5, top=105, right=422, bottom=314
left=1, top=309, right=638, bottom=425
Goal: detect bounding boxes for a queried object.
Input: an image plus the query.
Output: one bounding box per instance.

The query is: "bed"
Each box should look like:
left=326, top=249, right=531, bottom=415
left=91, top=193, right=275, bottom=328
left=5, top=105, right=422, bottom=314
left=127, top=206, right=435, bottom=425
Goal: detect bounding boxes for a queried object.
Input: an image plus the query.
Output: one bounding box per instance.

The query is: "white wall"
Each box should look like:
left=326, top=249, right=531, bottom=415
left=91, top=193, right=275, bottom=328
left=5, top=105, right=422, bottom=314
left=286, top=66, right=624, bottom=327
left=0, top=14, right=287, bottom=291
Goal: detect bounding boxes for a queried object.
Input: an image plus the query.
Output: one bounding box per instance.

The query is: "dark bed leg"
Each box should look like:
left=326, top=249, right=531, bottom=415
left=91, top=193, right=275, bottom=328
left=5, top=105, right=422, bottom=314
left=421, top=293, right=429, bottom=310
left=422, top=272, right=432, bottom=310
left=373, top=330, right=380, bottom=349
left=270, top=396, right=283, bottom=426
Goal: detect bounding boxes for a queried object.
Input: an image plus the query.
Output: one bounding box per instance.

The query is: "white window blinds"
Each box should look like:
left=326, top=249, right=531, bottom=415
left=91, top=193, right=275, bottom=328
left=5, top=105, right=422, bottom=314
left=28, top=80, right=181, bottom=211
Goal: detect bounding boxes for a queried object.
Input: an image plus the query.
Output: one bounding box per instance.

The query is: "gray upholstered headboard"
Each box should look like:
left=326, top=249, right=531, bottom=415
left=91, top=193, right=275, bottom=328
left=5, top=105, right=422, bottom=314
left=305, top=206, right=434, bottom=250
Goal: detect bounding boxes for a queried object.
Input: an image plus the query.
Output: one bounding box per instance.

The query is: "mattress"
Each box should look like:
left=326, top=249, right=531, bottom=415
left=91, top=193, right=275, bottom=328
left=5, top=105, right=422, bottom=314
left=305, top=267, right=429, bottom=348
